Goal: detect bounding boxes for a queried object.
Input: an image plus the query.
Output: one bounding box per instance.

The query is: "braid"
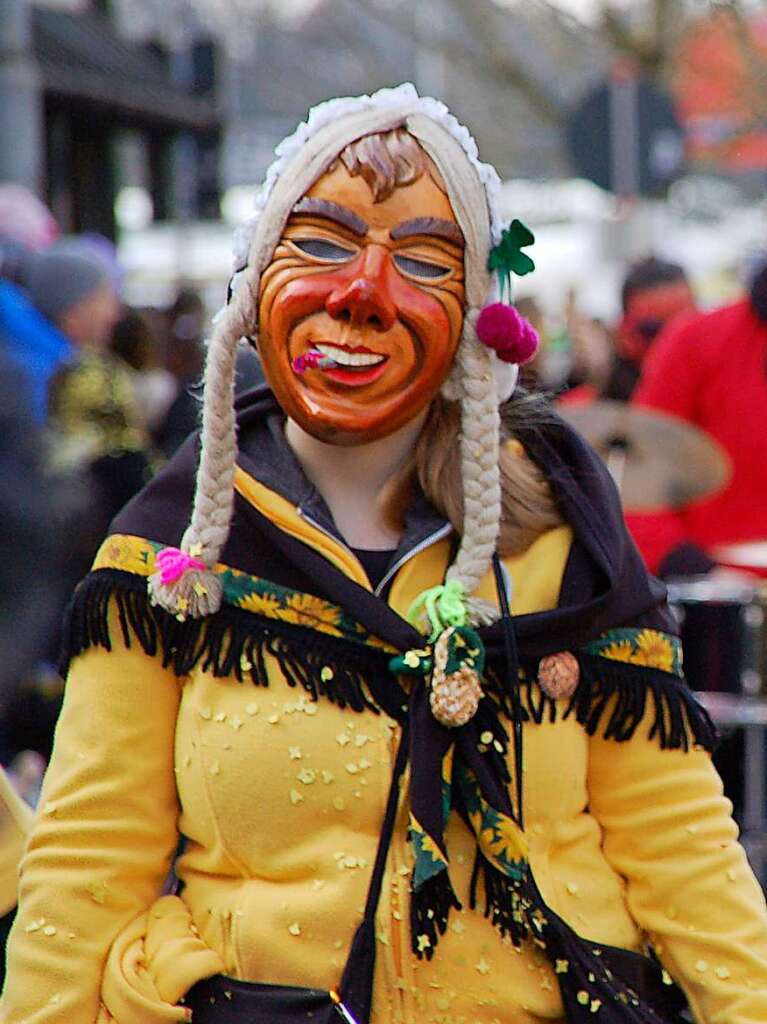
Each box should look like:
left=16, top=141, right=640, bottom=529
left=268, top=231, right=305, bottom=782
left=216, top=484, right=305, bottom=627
left=182, top=285, right=256, bottom=561
left=148, top=279, right=258, bottom=618
left=445, top=309, right=501, bottom=625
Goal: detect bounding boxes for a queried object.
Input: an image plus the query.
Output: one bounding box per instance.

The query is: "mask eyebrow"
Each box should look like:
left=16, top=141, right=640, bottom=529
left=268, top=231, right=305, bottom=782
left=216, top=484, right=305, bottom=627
left=390, top=217, right=464, bottom=247
left=291, top=198, right=368, bottom=238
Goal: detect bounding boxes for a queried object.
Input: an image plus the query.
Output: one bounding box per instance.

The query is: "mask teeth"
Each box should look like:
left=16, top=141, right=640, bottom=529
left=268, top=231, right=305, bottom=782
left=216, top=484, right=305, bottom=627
left=292, top=349, right=337, bottom=374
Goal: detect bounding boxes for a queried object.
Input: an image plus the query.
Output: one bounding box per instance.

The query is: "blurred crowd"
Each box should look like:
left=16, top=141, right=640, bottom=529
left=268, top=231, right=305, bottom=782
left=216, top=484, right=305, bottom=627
left=0, top=184, right=262, bottom=805
left=2, top=181, right=766, bottom=816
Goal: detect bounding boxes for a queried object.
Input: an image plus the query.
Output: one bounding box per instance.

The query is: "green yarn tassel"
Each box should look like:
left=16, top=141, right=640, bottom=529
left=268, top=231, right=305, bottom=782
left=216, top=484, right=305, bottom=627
left=408, top=580, right=469, bottom=641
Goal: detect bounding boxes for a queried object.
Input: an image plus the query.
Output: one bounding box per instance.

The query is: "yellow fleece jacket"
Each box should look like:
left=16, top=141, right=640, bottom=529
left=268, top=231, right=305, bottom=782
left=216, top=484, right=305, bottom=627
left=2, top=471, right=767, bottom=1023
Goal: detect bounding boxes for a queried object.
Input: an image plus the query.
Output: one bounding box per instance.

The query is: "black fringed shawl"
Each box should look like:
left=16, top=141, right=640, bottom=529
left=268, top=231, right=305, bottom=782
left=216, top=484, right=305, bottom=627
left=62, top=387, right=713, bottom=1024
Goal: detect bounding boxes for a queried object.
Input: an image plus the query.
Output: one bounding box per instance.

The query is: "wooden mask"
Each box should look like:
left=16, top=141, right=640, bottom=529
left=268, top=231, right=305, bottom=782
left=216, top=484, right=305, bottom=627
left=257, top=150, right=466, bottom=445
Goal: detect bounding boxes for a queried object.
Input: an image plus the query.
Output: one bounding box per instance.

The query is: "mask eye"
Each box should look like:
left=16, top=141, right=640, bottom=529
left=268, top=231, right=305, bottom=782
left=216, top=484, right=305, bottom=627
left=393, top=253, right=451, bottom=280
left=292, top=238, right=357, bottom=262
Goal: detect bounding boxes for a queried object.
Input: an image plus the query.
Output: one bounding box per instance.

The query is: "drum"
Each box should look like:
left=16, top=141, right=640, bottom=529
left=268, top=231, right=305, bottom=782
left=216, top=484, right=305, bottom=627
left=666, top=578, right=767, bottom=697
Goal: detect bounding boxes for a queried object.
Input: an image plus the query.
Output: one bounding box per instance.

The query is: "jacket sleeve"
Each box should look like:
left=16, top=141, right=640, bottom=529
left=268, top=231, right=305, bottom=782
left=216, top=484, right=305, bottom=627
left=588, top=719, right=767, bottom=1023
left=0, top=605, right=182, bottom=1023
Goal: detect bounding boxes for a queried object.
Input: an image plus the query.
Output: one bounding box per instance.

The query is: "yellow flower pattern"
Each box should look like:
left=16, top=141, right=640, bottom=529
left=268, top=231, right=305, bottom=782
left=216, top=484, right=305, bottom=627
left=585, top=627, right=683, bottom=677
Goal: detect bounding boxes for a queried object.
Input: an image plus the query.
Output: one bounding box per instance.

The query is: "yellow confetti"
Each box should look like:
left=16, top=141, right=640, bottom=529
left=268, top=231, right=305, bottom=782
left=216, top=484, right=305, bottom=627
left=358, top=758, right=371, bottom=770
left=345, top=762, right=359, bottom=774
left=288, top=922, right=301, bottom=936
left=320, top=666, right=334, bottom=682
left=297, top=768, right=317, bottom=785
left=377, top=931, right=390, bottom=946
left=267, top=714, right=280, bottom=725
left=577, top=991, right=589, bottom=1006
left=662, top=970, right=673, bottom=986
left=42, top=802, right=56, bottom=816
left=475, top=958, right=491, bottom=975
left=727, top=868, right=737, bottom=882
left=289, top=747, right=303, bottom=760
left=289, top=789, right=303, bottom=805
left=321, top=770, right=335, bottom=784
left=209, top=761, right=221, bottom=776
left=417, top=934, right=431, bottom=953
left=566, top=881, right=579, bottom=895
left=43, top=925, right=57, bottom=937
left=715, top=966, right=731, bottom=979
left=333, top=797, right=346, bottom=811
left=685, top=823, right=699, bottom=834
left=189, top=542, right=203, bottom=556
left=451, top=919, right=466, bottom=934
left=214, top=711, right=226, bottom=722
left=241, top=656, right=253, bottom=672
left=590, top=999, right=601, bottom=1013
left=404, top=651, right=421, bottom=668
left=304, top=703, right=318, bottom=716
left=24, top=921, right=41, bottom=933
left=230, top=716, right=244, bottom=730
left=198, top=706, right=212, bottom=720
left=480, top=731, right=494, bottom=744
left=695, top=960, right=708, bottom=973
left=87, top=882, right=108, bottom=904
left=193, top=581, right=208, bottom=598
left=555, top=959, right=569, bottom=974
left=355, top=734, right=370, bottom=747
left=246, top=702, right=259, bottom=716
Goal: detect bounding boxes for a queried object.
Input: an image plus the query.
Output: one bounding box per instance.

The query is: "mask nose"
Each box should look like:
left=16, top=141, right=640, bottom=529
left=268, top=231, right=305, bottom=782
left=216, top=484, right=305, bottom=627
left=325, top=247, right=396, bottom=331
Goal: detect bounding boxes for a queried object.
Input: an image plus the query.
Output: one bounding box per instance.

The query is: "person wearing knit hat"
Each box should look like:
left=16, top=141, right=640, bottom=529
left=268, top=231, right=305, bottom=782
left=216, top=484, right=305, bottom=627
left=27, top=239, right=120, bottom=353
left=3, top=85, right=767, bottom=1024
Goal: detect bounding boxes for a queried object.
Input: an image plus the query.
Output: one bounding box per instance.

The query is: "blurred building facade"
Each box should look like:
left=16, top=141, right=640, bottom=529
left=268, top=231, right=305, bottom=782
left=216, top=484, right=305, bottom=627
left=0, top=0, right=221, bottom=239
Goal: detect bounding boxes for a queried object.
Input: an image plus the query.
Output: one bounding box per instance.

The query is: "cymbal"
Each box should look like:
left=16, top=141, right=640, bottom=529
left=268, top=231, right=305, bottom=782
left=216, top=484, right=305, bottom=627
left=558, top=400, right=731, bottom=511
left=713, top=541, right=767, bottom=570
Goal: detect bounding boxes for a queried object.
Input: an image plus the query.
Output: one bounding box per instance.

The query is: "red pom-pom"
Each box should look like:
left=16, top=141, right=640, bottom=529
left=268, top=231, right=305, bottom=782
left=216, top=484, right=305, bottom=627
left=476, top=302, right=539, bottom=364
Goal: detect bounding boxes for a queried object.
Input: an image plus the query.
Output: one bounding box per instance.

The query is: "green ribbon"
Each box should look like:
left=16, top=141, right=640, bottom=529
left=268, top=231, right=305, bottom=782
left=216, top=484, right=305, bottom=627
left=487, top=219, right=536, bottom=302
left=407, top=579, right=468, bottom=642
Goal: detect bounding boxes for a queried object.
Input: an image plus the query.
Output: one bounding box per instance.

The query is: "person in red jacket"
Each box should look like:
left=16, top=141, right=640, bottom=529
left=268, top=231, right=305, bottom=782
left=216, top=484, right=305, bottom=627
left=627, top=261, right=767, bottom=579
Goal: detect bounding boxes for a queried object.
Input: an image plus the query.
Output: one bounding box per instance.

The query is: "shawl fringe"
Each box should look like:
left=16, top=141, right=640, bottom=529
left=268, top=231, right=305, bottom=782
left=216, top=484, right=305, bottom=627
left=568, top=653, right=716, bottom=753
left=486, top=654, right=715, bottom=753
left=62, top=571, right=715, bottom=754
left=61, top=570, right=386, bottom=715
left=469, top=851, right=529, bottom=950
left=409, top=871, right=462, bottom=961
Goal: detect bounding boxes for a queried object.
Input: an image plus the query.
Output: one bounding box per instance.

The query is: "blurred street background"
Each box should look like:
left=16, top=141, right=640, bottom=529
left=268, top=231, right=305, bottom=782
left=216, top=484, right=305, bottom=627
left=1, top=0, right=767, bottom=860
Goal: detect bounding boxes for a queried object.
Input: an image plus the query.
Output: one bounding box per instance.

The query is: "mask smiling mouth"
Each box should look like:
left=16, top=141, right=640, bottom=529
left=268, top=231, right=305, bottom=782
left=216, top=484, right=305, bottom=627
left=314, top=342, right=387, bottom=368
left=296, top=340, right=389, bottom=387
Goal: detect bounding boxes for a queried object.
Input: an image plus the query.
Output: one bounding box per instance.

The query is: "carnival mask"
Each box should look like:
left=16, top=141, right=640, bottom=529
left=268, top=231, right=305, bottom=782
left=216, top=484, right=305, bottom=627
left=257, top=155, right=466, bottom=444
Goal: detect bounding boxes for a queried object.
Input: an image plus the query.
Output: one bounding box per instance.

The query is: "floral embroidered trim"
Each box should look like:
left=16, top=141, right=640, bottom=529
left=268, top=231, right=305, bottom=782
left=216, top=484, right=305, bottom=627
left=583, top=627, right=682, bottom=677
left=93, top=534, right=396, bottom=654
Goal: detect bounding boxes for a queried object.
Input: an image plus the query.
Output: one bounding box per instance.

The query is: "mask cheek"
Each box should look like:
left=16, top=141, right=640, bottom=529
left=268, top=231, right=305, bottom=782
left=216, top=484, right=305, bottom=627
left=261, top=273, right=334, bottom=352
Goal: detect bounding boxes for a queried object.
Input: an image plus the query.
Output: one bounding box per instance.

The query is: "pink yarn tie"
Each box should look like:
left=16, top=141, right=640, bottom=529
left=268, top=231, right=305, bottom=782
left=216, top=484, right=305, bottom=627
left=156, top=547, right=207, bottom=587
